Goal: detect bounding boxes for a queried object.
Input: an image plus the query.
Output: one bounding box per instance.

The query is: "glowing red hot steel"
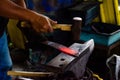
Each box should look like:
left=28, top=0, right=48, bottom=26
left=58, top=47, right=78, bottom=56
left=42, top=41, right=78, bottom=57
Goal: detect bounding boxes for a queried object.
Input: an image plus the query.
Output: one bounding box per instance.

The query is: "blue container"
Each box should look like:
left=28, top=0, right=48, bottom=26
left=80, top=23, right=120, bottom=46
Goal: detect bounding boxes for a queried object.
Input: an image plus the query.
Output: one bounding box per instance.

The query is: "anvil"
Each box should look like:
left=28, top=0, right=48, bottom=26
left=46, top=39, right=94, bottom=79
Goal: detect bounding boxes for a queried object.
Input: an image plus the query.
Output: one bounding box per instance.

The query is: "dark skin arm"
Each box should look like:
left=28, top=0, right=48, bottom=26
left=12, top=0, right=26, bottom=8
left=0, top=0, right=57, bottom=33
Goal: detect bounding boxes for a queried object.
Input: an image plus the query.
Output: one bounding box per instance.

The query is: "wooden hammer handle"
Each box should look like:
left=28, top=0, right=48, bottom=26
left=7, top=71, right=54, bottom=77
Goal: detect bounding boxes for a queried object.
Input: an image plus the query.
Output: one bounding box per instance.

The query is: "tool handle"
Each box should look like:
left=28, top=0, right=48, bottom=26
left=18, top=21, right=72, bottom=31
left=7, top=71, right=54, bottom=77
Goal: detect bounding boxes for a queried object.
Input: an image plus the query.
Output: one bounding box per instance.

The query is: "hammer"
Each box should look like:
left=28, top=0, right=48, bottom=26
left=20, top=17, right=82, bottom=41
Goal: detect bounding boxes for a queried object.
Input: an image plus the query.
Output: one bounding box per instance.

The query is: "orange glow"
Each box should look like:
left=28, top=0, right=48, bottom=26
left=59, top=47, right=78, bottom=55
